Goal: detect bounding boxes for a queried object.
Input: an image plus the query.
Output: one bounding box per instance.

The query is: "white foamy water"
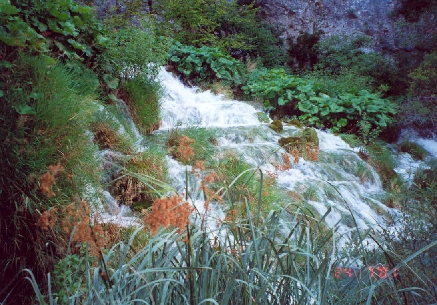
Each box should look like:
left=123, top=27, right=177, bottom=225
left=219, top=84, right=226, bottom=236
left=159, top=68, right=260, bottom=129
left=155, top=68, right=399, bottom=246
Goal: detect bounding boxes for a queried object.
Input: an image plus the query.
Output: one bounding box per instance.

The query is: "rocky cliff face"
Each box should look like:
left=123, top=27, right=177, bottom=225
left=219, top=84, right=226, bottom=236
left=257, top=0, right=399, bottom=50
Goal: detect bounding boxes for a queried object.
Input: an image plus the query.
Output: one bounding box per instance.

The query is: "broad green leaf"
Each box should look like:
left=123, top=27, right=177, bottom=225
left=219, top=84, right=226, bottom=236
left=96, top=34, right=109, bottom=46
left=49, top=9, right=70, bottom=21
left=336, top=118, right=348, bottom=127
left=13, top=104, right=36, bottom=115
left=67, top=39, right=86, bottom=51
left=0, top=35, right=26, bottom=46
left=298, top=101, right=318, bottom=114
left=320, top=107, right=330, bottom=116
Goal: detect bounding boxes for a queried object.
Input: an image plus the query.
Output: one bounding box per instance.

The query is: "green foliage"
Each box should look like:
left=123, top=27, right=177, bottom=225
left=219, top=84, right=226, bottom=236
left=408, top=51, right=437, bottom=96
left=169, top=41, right=244, bottom=85
left=121, top=75, right=162, bottom=135
left=0, top=55, right=101, bottom=303
left=303, top=69, right=376, bottom=97
left=156, top=0, right=252, bottom=50
left=52, top=248, right=94, bottom=304
left=243, top=68, right=396, bottom=134
left=156, top=0, right=286, bottom=67
left=102, top=17, right=169, bottom=84
left=0, top=0, right=105, bottom=60
left=315, top=34, right=398, bottom=92
left=381, top=160, right=437, bottom=301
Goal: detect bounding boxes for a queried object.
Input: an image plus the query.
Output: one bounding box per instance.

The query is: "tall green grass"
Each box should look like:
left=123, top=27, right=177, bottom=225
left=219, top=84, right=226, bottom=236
left=24, top=169, right=437, bottom=304
left=0, top=56, right=101, bottom=302
left=121, top=76, right=163, bottom=135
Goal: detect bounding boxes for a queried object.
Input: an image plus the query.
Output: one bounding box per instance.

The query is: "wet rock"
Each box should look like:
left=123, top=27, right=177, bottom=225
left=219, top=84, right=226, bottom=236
left=269, top=119, right=284, bottom=132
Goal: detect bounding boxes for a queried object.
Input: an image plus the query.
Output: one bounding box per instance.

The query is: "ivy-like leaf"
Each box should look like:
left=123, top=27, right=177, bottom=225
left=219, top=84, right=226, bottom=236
left=298, top=101, right=318, bottom=114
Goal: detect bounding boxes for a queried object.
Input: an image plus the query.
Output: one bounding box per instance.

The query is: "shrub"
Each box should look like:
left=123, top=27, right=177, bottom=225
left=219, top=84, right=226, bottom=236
left=315, top=34, right=398, bottom=92
left=168, top=42, right=244, bottom=86
left=101, top=17, right=169, bottom=86
left=120, top=75, right=162, bottom=135
left=0, top=0, right=105, bottom=61
left=408, top=51, right=437, bottom=97
left=156, top=0, right=287, bottom=67
left=243, top=68, right=396, bottom=134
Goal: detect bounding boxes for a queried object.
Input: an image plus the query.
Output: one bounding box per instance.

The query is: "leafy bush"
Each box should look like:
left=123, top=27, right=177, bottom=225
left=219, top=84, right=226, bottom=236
left=243, top=68, right=396, bottom=134
left=168, top=42, right=244, bottom=85
left=0, top=0, right=105, bottom=60
left=315, top=34, right=398, bottom=92
left=102, top=17, right=169, bottom=85
left=408, top=51, right=437, bottom=97
left=156, top=0, right=286, bottom=67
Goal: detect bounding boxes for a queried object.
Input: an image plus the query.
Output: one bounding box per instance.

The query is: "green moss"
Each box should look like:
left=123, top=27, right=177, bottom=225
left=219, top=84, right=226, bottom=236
left=302, top=128, right=319, bottom=146
left=398, top=141, right=428, bottom=160
left=285, top=119, right=303, bottom=128
left=269, top=119, right=283, bottom=132
left=278, top=128, right=319, bottom=161
left=257, top=112, right=270, bottom=123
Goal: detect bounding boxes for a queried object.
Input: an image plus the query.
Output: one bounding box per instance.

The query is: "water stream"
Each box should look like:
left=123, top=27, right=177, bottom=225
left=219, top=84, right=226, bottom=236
left=155, top=68, right=398, bottom=246
left=98, top=67, right=437, bottom=248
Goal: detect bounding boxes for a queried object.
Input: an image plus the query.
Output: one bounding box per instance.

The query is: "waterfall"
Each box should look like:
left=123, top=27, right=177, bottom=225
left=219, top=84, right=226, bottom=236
left=99, top=67, right=437, bottom=248
left=156, top=68, right=399, bottom=246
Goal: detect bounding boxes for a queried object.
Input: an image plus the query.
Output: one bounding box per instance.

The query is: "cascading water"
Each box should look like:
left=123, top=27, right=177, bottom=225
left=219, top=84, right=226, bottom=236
left=99, top=67, right=437, bottom=249
left=155, top=68, right=399, bottom=246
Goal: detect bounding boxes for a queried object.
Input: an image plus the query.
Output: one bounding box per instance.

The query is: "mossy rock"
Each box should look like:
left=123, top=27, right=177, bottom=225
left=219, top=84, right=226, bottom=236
left=269, top=119, right=283, bottom=132
left=302, top=128, right=319, bottom=146
left=398, top=141, right=428, bottom=160
left=285, top=119, right=303, bottom=128
left=278, top=136, right=305, bottom=148
left=110, top=151, right=168, bottom=205
left=413, top=168, right=437, bottom=189
left=257, top=112, right=270, bottom=123
left=278, top=128, right=319, bottom=161
left=131, top=200, right=152, bottom=213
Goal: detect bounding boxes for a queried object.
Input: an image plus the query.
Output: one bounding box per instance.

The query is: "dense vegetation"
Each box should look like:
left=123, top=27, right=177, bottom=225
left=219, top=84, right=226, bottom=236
left=1, top=0, right=437, bottom=304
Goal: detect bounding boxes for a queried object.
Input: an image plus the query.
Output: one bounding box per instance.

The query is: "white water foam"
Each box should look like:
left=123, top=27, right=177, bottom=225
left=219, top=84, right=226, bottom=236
left=155, top=68, right=398, bottom=247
